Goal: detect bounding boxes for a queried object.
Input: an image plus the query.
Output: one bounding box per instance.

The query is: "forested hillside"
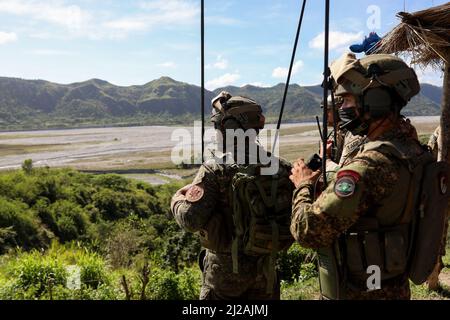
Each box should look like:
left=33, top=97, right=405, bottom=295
left=0, top=76, right=442, bottom=130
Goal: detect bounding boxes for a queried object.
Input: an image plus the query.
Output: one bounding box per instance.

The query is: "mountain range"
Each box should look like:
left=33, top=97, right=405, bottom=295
left=0, top=76, right=443, bottom=130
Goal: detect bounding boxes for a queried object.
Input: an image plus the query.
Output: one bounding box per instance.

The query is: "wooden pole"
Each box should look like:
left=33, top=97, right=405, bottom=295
left=438, top=60, right=450, bottom=162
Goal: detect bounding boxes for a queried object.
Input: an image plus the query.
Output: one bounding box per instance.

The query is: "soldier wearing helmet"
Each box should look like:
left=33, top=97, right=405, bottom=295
left=170, top=92, right=293, bottom=300
left=318, top=94, right=362, bottom=169
left=290, top=53, right=426, bottom=299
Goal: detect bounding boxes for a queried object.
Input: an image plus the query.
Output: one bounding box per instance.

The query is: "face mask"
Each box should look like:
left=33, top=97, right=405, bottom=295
left=338, top=107, right=369, bottom=136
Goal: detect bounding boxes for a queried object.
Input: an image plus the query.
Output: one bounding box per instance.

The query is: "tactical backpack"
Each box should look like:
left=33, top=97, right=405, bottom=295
left=367, top=140, right=450, bottom=285
left=229, top=162, right=294, bottom=291
left=406, top=154, right=450, bottom=284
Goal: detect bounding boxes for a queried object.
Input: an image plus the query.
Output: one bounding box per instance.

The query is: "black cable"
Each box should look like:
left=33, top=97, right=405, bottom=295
left=201, top=0, right=205, bottom=163
left=271, top=0, right=307, bottom=155
left=322, top=0, right=330, bottom=189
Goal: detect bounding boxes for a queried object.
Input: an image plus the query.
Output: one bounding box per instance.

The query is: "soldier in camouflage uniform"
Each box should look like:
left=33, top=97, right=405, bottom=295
left=290, top=53, right=424, bottom=300
left=426, top=125, right=449, bottom=290
left=171, top=92, right=293, bottom=300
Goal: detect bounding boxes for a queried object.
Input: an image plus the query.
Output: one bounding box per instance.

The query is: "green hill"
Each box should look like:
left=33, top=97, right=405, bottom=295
left=420, top=83, right=443, bottom=105
left=0, top=76, right=443, bottom=130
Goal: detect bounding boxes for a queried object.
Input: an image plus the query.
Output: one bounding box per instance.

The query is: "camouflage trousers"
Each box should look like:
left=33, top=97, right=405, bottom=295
left=199, top=250, right=280, bottom=300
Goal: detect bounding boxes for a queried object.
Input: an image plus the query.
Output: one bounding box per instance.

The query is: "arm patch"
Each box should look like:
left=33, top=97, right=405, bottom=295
left=334, top=170, right=361, bottom=198
left=185, top=184, right=205, bottom=202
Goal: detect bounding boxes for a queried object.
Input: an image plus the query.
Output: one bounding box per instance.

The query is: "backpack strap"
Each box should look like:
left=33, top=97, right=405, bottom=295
left=254, top=172, right=281, bottom=294
left=230, top=173, right=247, bottom=274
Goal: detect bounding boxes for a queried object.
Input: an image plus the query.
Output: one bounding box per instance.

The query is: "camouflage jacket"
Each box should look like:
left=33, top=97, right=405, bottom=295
left=428, top=125, right=440, bottom=160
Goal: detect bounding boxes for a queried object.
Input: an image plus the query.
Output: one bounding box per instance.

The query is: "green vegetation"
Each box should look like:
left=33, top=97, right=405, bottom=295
left=0, top=164, right=205, bottom=299
left=0, top=164, right=313, bottom=300
left=0, top=163, right=448, bottom=300
left=0, top=76, right=442, bottom=130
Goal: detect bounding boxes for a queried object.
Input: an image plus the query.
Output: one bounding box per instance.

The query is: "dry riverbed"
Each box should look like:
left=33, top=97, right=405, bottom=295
left=0, top=116, right=440, bottom=184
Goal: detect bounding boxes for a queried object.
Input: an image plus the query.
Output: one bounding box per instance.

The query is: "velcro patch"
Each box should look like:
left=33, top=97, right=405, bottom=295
left=334, top=170, right=360, bottom=198
left=185, top=184, right=204, bottom=202
left=336, top=170, right=361, bottom=182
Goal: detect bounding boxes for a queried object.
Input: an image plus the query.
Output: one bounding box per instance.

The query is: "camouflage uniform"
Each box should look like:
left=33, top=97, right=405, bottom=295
left=427, top=125, right=449, bottom=287
left=291, top=124, right=425, bottom=299
left=171, top=150, right=292, bottom=300
left=329, top=128, right=346, bottom=165
left=428, top=126, right=441, bottom=160
left=338, top=117, right=417, bottom=168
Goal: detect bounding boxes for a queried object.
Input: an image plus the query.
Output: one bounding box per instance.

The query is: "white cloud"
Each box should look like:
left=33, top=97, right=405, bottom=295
left=207, top=55, right=228, bottom=70
left=205, top=16, right=243, bottom=26
left=157, top=61, right=176, bottom=68
left=29, top=49, right=75, bottom=56
left=0, top=31, right=17, bottom=44
left=102, top=1, right=198, bottom=38
left=272, top=60, right=303, bottom=79
left=0, top=0, right=198, bottom=40
left=206, top=73, right=240, bottom=90
left=0, top=0, right=92, bottom=31
left=103, top=19, right=148, bottom=32
left=243, top=82, right=271, bottom=88
left=414, top=65, right=444, bottom=87
left=139, top=0, right=194, bottom=12
left=298, top=74, right=324, bottom=86
left=309, top=31, right=364, bottom=51
left=401, top=55, right=444, bottom=87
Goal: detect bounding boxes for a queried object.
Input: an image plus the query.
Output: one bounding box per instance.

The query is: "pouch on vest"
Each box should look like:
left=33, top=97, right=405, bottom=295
left=199, top=211, right=232, bottom=253
left=230, top=164, right=293, bottom=258
left=230, top=163, right=294, bottom=293
left=317, top=244, right=344, bottom=300
left=408, top=160, right=450, bottom=284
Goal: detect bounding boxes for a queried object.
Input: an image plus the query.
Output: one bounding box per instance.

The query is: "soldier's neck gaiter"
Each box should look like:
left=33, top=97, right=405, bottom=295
left=338, top=107, right=369, bottom=136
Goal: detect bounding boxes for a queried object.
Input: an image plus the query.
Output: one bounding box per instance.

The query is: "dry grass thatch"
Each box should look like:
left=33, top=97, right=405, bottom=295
left=375, top=2, right=450, bottom=69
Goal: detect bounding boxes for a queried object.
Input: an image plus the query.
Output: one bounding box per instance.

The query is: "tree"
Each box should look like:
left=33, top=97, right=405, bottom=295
left=22, top=159, right=33, bottom=175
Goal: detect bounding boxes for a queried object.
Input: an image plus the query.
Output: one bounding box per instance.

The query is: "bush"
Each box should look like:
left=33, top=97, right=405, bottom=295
left=146, top=268, right=181, bottom=300
left=144, top=265, right=201, bottom=300
left=93, top=174, right=130, bottom=192
left=0, top=243, right=118, bottom=300
left=22, top=159, right=33, bottom=175
left=177, top=267, right=201, bottom=299
left=9, top=251, right=67, bottom=297
left=277, top=243, right=317, bottom=283
left=105, top=219, right=155, bottom=268
left=0, top=197, right=43, bottom=251
left=92, top=189, right=134, bottom=220
left=48, top=200, right=89, bottom=242
left=78, top=252, right=109, bottom=289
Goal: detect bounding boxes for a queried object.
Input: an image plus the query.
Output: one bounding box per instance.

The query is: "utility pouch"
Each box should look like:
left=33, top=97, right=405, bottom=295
left=317, top=246, right=342, bottom=300
left=384, top=227, right=408, bottom=276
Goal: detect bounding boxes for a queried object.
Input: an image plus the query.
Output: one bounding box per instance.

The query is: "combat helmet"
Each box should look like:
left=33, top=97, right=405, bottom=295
left=211, top=91, right=265, bottom=131
left=329, top=53, right=420, bottom=134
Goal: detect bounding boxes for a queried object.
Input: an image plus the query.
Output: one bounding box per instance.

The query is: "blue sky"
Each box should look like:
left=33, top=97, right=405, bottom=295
left=0, top=0, right=445, bottom=89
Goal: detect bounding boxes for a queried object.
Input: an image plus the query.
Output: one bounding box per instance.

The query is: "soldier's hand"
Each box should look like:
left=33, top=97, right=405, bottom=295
left=319, top=140, right=333, bottom=159
left=290, top=158, right=321, bottom=188
left=169, top=184, right=193, bottom=219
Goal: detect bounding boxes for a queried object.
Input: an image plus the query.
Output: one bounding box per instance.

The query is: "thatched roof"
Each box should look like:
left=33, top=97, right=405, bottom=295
left=375, top=2, right=450, bottom=69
